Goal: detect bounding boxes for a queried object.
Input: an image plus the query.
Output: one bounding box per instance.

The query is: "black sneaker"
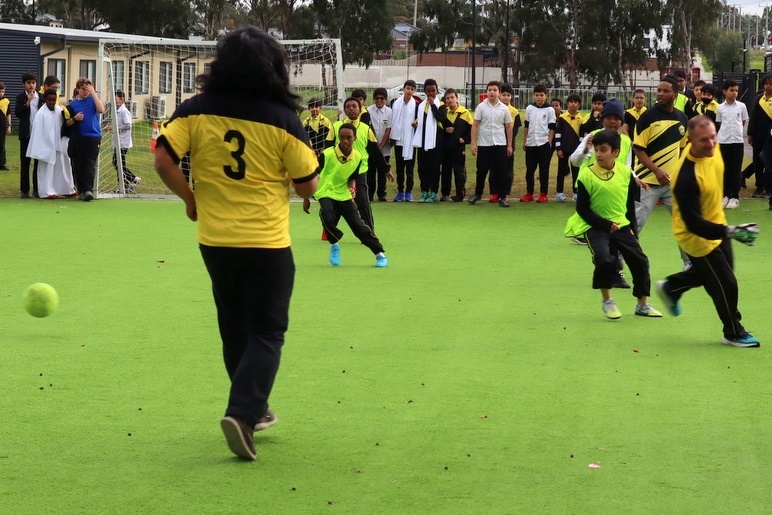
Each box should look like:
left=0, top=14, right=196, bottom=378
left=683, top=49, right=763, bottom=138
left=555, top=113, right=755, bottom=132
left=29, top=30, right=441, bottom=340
left=451, top=195, right=464, bottom=202
left=254, top=409, right=278, bottom=431
left=0, top=165, right=8, bottom=171
left=612, top=271, right=631, bottom=289
left=467, top=194, right=481, bottom=205
left=221, top=416, right=257, bottom=460
left=569, top=236, right=588, bottom=245
left=498, top=198, right=511, bottom=207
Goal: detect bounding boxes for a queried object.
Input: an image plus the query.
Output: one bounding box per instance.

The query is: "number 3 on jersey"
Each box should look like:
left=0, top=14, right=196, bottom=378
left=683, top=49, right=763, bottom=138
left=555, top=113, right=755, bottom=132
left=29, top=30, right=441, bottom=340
left=223, top=130, right=246, bottom=180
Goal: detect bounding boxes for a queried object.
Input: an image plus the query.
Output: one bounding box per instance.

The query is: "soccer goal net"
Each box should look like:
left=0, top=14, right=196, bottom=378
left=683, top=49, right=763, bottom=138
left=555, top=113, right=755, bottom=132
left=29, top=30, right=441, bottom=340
left=95, top=37, right=344, bottom=198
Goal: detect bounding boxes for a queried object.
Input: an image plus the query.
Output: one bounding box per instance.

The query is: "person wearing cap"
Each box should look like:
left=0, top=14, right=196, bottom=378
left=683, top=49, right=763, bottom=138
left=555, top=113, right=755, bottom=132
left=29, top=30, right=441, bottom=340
left=302, top=97, right=333, bottom=156
left=632, top=75, right=691, bottom=270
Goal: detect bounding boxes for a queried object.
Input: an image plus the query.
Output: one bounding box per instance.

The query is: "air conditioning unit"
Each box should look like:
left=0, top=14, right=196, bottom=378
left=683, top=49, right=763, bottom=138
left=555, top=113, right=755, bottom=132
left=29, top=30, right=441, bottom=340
left=158, top=96, right=167, bottom=119
left=129, top=100, right=138, bottom=118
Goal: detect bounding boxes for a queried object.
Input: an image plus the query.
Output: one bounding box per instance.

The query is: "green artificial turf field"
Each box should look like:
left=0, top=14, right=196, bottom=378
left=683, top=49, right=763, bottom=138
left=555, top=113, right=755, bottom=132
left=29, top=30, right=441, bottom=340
left=1, top=197, right=771, bottom=513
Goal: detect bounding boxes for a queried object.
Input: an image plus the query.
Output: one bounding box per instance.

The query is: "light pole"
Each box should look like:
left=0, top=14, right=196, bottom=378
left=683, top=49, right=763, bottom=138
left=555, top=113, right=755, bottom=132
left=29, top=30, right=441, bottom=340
left=471, top=0, right=477, bottom=103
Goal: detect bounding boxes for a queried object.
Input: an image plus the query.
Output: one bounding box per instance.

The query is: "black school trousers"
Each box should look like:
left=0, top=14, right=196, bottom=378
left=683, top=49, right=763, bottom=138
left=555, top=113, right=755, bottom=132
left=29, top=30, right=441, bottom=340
left=199, top=245, right=294, bottom=428
left=318, top=197, right=384, bottom=254
left=474, top=145, right=507, bottom=197
left=525, top=143, right=553, bottom=195
left=586, top=225, right=651, bottom=298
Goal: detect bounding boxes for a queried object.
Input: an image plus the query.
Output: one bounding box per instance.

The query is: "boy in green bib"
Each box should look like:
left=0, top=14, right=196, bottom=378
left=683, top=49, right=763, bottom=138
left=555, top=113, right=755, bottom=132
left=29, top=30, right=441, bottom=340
left=573, top=130, right=662, bottom=320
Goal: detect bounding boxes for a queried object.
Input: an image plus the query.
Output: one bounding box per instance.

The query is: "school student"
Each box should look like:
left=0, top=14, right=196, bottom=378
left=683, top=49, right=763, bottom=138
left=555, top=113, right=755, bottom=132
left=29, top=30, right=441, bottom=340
left=468, top=80, right=514, bottom=207
left=716, top=79, right=748, bottom=209
left=573, top=129, right=662, bottom=320
left=390, top=80, right=420, bottom=201
left=554, top=93, right=582, bottom=202
left=439, top=88, right=473, bottom=201
left=520, top=83, right=555, bottom=203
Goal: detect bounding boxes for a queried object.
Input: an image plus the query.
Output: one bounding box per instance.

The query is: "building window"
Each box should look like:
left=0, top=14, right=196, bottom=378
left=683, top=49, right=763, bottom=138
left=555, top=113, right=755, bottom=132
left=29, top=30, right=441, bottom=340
left=159, top=61, right=172, bottom=94
left=183, top=63, right=196, bottom=93
left=112, top=61, right=125, bottom=92
left=135, top=61, right=149, bottom=95
left=79, top=60, right=96, bottom=82
left=47, top=59, right=66, bottom=92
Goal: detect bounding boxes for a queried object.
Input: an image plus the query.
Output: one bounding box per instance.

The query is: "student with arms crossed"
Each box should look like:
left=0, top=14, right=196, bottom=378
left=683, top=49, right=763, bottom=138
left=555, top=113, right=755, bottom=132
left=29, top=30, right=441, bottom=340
left=154, top=27, right=319, bottom=461
left=656, top=116, right=760, bottom=348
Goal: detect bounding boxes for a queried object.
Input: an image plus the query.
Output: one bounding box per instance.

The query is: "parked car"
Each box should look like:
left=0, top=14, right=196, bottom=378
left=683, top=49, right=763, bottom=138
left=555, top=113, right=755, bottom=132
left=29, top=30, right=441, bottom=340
left=385, top=83, right=469, bottom=107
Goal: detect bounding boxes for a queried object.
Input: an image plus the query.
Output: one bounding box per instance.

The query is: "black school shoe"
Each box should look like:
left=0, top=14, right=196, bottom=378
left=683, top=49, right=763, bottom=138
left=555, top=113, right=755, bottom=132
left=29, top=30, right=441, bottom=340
left=220, top=416, right=257, bottom=461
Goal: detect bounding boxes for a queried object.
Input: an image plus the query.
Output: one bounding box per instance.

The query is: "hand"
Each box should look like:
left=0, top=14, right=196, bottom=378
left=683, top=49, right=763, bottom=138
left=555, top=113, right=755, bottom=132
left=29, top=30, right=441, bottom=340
left=75, top=112, right=85, bottom=122
left=471, top=143, right=478, bottom=156
left=445, top=126, right=455, bottom=134
left=557, top=150, right=564, bottom=159
left=104, top=124, right=113, bottom=131
left=654, top=169, right=670, bottom=185
left=411, top=120, right=418, bottom=128
left=185, top=198, right=197, bottom=221
left=5, top=126, right=10, bottom=135
left=583, top=134, right=594, bottom=153
left=748, top=136, right=754, bottom=146
left=634, top=176, right=650, bottom=192
left=727, top=223, right=759, bottom=246
left=386, top=170, right=395, bottom=182
left=302, top=198, right=311, bottom=214
left=610, top=222, right=620, bottom=233
left=506, top=146, right=513, bottom=157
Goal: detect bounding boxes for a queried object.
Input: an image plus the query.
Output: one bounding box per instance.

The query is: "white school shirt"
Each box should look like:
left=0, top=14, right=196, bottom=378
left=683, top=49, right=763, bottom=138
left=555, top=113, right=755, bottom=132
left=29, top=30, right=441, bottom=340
left=524, top=103, right=556, bottom=147
left=473, top=99, right=512, bottom=147
left=367, top=104, right=392, bottom=156
left=116, top=104, right=133, bottom=149
left=716, top=100, right=748, bottom=144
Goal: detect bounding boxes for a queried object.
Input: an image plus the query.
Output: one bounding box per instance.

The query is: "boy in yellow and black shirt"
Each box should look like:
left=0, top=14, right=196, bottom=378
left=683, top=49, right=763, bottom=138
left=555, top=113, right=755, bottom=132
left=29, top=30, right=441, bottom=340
left=694, top=83, right=719, bottom=124
left=306, top=123, right=388, bottom=268
left=439, top=88, right=473, bottom=201
left=746, top=74, right=772, bottom=198
left=554, top=92, right=582, bottom=202
left=656, top=116, right=760, bottom=347
left=302, top=97, right=332, bottom=156
left=0, top=82, right=10, bottom=170
left=573, top=129, right=661, bottom=320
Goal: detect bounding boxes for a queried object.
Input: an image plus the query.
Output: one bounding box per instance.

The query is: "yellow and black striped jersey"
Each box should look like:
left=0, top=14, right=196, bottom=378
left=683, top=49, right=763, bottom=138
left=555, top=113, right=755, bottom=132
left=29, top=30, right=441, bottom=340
left=159, top=93, right=318, bottom=249
left=633, top=104, right=688, bottom=185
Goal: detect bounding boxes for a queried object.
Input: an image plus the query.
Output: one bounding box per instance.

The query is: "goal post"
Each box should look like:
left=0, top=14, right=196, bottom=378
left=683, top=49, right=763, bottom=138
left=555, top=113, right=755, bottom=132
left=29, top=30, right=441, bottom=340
left=95, top=37, right=345, bottom=198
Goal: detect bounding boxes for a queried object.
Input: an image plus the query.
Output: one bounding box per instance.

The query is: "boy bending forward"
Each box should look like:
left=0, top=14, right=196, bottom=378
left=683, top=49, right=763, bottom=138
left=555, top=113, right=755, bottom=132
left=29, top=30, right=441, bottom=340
left=304, top=123, right=388, bottom=268
left=573, top=130, right=662, bottom=320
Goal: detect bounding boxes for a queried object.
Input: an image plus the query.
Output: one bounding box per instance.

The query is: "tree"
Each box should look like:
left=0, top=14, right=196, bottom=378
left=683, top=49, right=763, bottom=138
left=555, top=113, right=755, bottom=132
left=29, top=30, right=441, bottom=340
left=0, top=0, right=35, bottom=23
left=310, top=0, right=394, bottom=68
left=667, top=0, right=725, bottom=69
left=702, top=26, right=745, bottom=73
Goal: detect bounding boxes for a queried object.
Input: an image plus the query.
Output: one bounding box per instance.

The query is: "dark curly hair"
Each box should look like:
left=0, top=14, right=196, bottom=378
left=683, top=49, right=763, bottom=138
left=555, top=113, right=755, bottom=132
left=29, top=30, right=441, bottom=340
left=197, top=26, right=302, bottom=112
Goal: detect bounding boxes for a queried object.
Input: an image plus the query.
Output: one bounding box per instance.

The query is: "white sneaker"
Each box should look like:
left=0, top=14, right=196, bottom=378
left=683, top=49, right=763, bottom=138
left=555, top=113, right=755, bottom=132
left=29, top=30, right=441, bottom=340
left=556, top=192, right=567, bottom=203
left=726, top=198, right=739, bottom=209
left=722, top=196, right=729, bottom=208
left=572, top=193, right=578, bottom=202
left=602, top=299, right=622, bottom=320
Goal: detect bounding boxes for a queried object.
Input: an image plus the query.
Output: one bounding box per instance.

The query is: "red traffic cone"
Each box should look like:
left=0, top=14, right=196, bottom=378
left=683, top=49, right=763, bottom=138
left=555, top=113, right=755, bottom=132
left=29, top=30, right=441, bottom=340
left=150, top=121, right=159, bottom=154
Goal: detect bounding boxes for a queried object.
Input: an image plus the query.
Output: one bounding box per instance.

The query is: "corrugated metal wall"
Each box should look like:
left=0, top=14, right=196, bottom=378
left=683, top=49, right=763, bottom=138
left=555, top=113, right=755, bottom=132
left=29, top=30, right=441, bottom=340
left=0, top=31, right=43, bottom=128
